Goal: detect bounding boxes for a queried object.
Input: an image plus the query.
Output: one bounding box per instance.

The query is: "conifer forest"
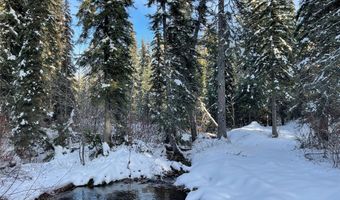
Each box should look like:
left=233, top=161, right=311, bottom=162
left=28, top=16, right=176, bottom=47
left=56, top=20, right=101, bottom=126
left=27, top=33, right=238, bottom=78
left=0, top=0, right=339, bottom=200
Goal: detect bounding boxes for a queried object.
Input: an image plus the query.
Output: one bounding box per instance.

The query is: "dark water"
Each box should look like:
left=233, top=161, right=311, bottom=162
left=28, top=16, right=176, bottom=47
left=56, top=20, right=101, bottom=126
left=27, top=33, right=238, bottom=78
left=53, top=182, right=187, bottom=200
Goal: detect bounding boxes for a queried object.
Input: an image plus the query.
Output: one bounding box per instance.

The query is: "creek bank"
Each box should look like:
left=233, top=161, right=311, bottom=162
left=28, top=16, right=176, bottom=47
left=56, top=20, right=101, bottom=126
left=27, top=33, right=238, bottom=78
left=37, top=176, right=189, bottom=200
left=36, top=166, right=189, bottom=200
left=0, top=143, right=190, bottom=200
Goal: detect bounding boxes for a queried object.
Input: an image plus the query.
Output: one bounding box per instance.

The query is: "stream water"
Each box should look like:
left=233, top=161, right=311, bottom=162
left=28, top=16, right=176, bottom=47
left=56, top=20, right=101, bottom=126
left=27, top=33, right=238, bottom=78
left=53, top=181, right=187, bottom=200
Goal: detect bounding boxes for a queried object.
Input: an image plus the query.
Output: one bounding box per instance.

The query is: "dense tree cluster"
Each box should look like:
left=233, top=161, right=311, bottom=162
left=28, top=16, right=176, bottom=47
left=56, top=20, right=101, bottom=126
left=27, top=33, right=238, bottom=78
left=0, top=0, right=338, bottom=164
left=0, top=0, right=74, bottom=159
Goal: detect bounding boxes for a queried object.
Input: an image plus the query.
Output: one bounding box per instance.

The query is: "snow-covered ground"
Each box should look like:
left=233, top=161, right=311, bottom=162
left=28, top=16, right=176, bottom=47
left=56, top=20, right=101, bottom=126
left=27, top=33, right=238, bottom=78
left=175, top=122, right=340, bottom=200
left=2, top=122, right=339, bottom=200
left=0, top=142, right=187, bottom=200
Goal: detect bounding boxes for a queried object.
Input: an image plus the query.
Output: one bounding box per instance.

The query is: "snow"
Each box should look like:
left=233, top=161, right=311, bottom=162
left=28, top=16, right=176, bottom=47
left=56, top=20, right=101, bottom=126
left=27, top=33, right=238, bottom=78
left=2, top=122, right=340, bottom=200
left=0, top=143, right=186, bottom=200
left=335, top=34, right=340, bottom=41
left=175, top=121, right=340, bottom=200
left=9, top=7, right=20, bottom=24
left=102, top=142, right=110, bottom=156
left=174, top=79, right=183, bottom=86
left=47, top=112, right=54, bottom=117
left=181, top=133, right=191, bottom=142
left=18, top=70, right=28, bottom=79
left=19, top=119, right=28, bottom=125
left=101, top=83, right=111, bottom=88
left=301, top=37, right=310, bottom=44
left=7, top=55, right=16, bottom=61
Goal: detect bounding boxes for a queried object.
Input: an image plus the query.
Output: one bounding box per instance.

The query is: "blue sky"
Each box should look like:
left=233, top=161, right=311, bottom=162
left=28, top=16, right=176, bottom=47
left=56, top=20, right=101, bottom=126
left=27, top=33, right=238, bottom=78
left=70, top=0, right=153, bottom=54
left=70, top=0, right=299, bottom=54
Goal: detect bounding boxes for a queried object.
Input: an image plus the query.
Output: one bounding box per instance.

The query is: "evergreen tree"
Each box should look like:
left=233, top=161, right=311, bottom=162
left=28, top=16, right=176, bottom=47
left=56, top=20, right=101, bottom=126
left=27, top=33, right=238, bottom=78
left=240, top=0, right=295, bottom=137
left=147, top=0, right=207, bottom=160
left=296, top=0, right=340, bottom=141
left=140, top=44, right=153, bottom=123
left=77, top=0, right=134, bottom=145
left=148, top=0, right=173, bottom=143
left=235, top=0, right=269, bottom=126
left=0, top=1, right=25, bottom=116
left=149, top=29, right=166, bottom=126
left=147, top=0, right=168, bottom=130
left=166, top=0, right=198, bottom=141
left=204, top=23, right=219, bottom=125
left=135, top=40, right=152, bottom=121
left=129, top=31, right=139, bottom=117
left=11, top=0, right=58, bottom=158
left=53, top=0, right=75, bottom=146
left=204, top=1, right=237, bottom=130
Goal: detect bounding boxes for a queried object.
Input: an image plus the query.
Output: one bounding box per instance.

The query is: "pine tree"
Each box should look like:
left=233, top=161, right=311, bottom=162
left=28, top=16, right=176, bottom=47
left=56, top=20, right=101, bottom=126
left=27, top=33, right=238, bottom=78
left=135, top=40, right=152, bottom=121
left=204, top=23, right=219, bottom=125
left=53, top=0, right=75, bottom=146
left=241, top=0, right=295, bottom=137
left=204, top=0, right=236, bottom=133
left=140, top=44, right=153, bottom=122
left=166, top=0, right=207, bottom=151
left=296, top=0, right=340, bottom=141
left=149, top=29, right=166, bottom=126
left=147, top=0, right=168, bottom=131
left=0, top=1, right=25, bottom=116
left=129, top=31, right=139, bottom=117
left=77, top=0, right=134, bottom=145
left=235, top=0, right=269, bottom=126
left=11, top=0, right=58, bottom=159
left=166, top=0, right=198, bottom=141
left=147, top=0, right=207, bottom=160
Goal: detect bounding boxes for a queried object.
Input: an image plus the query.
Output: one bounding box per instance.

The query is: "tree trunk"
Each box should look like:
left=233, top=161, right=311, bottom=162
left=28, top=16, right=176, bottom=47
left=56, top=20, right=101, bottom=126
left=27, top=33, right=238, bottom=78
left=318, top=115, right=329, bottom=141
left=104, top=100, right=112, bottom=145
left=271, top=78, right=278, bottom=138
left=217, top=0, right=227, bottom=139
left=231, top=101, right=235, bottom=128
left=199, top=99, right=218, bottom=127
left=169, top=127, right=186, bottom=162
left=189, top=109, right=197, bottom=142
left=161, top=1, right=172, bottom=146
left=189, top=0, right=206, bottom=142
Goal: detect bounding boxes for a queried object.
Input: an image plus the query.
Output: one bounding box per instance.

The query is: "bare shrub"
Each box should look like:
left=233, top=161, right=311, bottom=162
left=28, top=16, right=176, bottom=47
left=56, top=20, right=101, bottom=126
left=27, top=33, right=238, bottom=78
left=298, top=121, right=340, bottom=167
left=128, top=121, right=164, bottom=144
left=327, top=124, right=340, bottom=167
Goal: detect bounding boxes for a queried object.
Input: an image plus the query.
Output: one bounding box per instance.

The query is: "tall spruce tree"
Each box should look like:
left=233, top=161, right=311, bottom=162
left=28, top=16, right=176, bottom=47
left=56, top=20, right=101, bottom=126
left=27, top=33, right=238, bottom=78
left=140, top=43, right=153, bottom=122
left=167, top=0, right=200, bottom=145
left=204, top=23, right=219, bottom=125
left=129, top=31, right=139, bottom=117
left=11, top=0, right=58, bottom=158
left=168, top=0, right=207, bottom=141
left=241, top=0, right=295, bottom=137
left=135, top=40, right=152, bottom=121
left=204, top=1, right=239, bottom=129
left=0, top=1, right=25, bottom=116
left=77, top=0, right=133, bottom=145
left=149, top=28, right=166, bottom=127
left=147, top=0, right=168, bottom=133
left=296, top=0, right=340, bottom=141
left=147, top=0, right=207, bottom=159
left=53, top=0, right=75, bottom=146
left=236, top=0, right=268, bottom=126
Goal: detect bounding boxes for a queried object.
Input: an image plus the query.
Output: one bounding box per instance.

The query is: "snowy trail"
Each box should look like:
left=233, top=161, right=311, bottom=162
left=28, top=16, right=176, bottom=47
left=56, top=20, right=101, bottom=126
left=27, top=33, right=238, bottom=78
left=176, top=122, right=340, bottom=200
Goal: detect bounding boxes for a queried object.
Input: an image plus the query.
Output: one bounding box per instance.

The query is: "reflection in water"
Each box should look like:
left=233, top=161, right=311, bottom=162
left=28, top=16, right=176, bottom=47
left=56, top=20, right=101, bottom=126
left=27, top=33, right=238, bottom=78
left=54, top=182, right=187, bottom=200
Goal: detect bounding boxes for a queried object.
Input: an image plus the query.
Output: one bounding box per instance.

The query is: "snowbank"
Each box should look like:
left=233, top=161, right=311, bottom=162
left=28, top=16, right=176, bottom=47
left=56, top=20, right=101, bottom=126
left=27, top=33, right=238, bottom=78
left=176, top=122, right=340, bottom=200
left=0, top=143, right=187, bottom=200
